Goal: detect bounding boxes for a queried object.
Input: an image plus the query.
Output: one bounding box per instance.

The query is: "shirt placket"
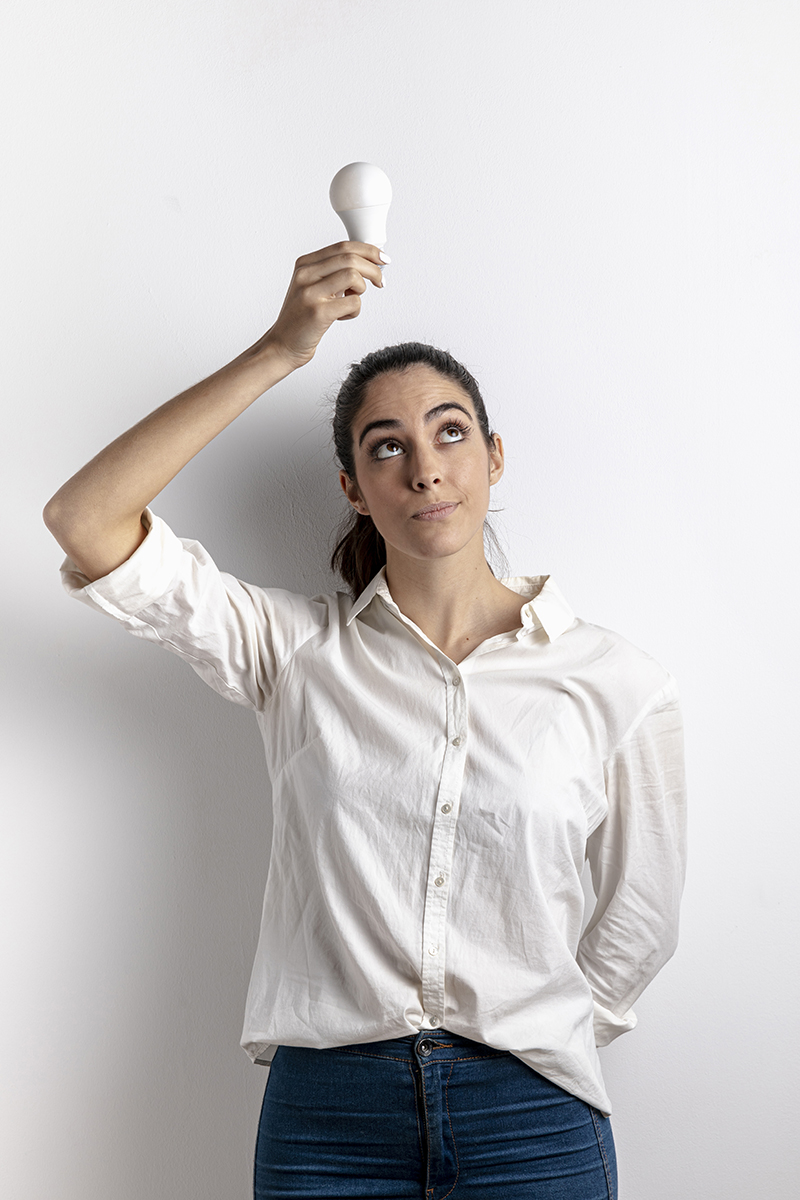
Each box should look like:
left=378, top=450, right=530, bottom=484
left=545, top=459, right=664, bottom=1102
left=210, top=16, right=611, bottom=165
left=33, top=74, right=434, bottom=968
left=420, top=663, right=468, bottom=1027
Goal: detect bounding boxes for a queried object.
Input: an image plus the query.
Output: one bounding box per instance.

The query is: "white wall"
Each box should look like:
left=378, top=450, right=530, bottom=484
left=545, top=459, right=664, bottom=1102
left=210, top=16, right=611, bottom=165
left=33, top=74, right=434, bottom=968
left=3, top=1, right=798, bottom=1196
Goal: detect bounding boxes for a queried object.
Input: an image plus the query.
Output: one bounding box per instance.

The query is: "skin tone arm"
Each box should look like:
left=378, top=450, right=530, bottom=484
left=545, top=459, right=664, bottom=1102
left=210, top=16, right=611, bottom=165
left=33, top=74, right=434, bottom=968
left=42, top=242, right=385, bottom=582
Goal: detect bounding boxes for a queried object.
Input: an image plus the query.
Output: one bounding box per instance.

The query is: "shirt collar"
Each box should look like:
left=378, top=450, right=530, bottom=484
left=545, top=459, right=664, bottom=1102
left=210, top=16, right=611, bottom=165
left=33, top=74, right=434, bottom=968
left=347, top=567, right=390, bottom=625
left=347, top=568, right=575, bottom=643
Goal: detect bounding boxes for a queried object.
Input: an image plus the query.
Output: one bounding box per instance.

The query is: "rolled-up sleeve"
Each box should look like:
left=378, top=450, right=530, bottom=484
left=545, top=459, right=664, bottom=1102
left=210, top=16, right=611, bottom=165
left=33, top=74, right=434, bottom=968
left=576, top=676, right=688, bottom=1046
left=60, top=509, right=330, bottom=711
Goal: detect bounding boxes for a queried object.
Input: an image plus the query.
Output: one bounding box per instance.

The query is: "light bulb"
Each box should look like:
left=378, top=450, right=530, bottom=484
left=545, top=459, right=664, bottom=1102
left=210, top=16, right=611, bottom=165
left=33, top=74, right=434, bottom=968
left=329, top=162, right=392, bottom=248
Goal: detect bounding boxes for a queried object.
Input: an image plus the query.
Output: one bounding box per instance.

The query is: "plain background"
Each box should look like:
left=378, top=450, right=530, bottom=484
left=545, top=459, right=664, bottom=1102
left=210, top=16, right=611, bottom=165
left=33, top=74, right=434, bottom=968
left=2, top=1, right=798, bottom=1196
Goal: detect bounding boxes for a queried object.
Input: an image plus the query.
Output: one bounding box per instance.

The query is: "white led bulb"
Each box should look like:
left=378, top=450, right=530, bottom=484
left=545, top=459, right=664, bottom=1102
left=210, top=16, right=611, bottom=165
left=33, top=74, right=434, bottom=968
left=329, top=162, right=392, bottom=248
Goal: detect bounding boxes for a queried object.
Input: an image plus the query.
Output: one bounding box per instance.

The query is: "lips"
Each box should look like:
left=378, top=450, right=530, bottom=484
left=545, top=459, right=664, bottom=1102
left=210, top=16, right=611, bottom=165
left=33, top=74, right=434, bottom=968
left=412, top=502, right=459, bottom=520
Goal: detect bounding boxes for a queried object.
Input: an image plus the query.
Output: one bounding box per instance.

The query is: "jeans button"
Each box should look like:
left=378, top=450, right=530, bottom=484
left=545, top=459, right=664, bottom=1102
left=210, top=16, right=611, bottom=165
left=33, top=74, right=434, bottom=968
left=417, top=1039, right=432, bottom=1057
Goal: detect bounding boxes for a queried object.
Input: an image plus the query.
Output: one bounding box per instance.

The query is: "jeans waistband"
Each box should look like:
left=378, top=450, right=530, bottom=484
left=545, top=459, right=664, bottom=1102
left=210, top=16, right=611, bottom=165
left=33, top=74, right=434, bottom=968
left=326, top=1029, right=511, bottom=1065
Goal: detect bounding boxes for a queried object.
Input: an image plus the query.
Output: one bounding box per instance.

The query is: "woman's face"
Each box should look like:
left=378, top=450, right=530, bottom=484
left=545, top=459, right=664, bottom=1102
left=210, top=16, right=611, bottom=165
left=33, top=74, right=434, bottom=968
left=339, top=365, right=504, bottom=569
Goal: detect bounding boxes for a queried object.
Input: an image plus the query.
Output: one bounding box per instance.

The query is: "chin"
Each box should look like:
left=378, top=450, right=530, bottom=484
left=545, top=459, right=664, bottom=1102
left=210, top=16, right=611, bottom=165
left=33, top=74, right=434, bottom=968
left=402, top=533, right=481, bottom=563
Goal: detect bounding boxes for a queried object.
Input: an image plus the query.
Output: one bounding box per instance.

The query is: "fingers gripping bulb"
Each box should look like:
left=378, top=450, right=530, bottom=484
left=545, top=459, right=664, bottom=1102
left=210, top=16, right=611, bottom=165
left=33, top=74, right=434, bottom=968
left=329, top=163, right=392, bottom=248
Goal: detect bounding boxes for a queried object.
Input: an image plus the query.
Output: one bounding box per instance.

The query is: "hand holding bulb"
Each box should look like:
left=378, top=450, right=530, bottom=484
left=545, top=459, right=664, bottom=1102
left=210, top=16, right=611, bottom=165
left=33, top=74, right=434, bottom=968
left=258, top=165, right=392, bottom=368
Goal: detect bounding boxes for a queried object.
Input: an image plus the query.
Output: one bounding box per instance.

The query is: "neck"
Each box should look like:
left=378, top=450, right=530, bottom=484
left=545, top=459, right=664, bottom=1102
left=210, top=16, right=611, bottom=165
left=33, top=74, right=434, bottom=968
left=384, top=540, right=524, bottom=663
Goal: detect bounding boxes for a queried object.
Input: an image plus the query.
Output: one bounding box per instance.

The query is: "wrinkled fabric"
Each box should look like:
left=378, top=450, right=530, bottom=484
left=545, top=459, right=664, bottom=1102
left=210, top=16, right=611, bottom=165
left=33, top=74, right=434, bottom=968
left=61, top=509, right=687, bottom=1115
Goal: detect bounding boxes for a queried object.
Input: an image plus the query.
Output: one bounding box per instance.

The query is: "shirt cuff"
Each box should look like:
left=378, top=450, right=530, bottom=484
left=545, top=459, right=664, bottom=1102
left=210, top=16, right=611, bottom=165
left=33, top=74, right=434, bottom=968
left=60, top=508, right=185, bottom=619
left=593, top=999, right=638, bottom=1047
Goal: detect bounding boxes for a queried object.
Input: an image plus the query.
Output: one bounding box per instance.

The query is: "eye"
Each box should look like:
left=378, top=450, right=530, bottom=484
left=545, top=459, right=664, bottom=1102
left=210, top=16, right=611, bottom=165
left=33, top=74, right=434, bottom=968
left=373, top=439, right=404, bottom=460
left=439, top=421, right=469, bottom=443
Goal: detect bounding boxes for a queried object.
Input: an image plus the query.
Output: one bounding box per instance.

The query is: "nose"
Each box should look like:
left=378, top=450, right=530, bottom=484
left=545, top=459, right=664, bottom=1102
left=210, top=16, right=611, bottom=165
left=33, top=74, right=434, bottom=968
left=410, top=446, right=441, bottom=491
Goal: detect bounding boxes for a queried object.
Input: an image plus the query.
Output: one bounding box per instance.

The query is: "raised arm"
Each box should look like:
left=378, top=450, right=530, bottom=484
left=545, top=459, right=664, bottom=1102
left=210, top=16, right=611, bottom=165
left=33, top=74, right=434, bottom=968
left=43, top=242, right=385, bottom=581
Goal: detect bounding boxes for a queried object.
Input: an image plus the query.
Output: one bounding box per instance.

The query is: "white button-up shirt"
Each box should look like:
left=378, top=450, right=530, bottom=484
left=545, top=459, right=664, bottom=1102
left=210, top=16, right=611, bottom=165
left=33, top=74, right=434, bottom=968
left=61, top=510, right=687, bottom=1115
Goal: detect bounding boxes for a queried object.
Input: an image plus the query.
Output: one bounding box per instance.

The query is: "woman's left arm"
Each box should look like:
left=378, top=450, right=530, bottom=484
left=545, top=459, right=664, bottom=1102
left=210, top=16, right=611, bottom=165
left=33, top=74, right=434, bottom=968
left=576, top=678, right=688, bottom=1046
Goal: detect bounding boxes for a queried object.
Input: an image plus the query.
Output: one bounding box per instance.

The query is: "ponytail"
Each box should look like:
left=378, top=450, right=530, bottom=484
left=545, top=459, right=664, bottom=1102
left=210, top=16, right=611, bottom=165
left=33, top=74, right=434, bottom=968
left=330, top=512, right=387, bottom=601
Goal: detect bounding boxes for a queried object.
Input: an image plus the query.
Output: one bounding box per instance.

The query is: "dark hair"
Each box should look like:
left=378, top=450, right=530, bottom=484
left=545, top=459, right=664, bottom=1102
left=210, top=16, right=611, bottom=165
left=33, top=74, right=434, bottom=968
left=330, top=342, right=504, bottom=597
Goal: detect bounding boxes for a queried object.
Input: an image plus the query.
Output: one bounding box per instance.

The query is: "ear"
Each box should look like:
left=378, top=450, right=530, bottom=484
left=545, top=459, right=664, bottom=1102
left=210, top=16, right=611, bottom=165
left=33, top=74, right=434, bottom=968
left=488, top=433, right=505, bottom=486
left=339, top=470, right=370, bottom=516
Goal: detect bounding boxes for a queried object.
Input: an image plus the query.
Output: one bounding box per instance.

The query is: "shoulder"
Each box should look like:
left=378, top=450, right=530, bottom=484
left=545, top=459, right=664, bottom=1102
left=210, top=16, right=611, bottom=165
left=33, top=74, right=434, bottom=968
left=230, top=578, right=351, bottom=626
left=560, top=617, right=679, bottom=747
left=568, top=617, right=673, bottom=684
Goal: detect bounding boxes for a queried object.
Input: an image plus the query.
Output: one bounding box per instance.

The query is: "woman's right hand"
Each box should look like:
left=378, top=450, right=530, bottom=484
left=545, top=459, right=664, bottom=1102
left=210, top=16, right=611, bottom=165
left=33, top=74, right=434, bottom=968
left=262, top=241, right=386, bottom=371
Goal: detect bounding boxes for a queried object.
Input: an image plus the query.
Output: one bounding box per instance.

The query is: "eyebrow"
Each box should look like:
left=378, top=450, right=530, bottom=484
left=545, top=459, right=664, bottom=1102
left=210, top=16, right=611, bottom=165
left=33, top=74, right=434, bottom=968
left=357, top=401, right=474, bottom=448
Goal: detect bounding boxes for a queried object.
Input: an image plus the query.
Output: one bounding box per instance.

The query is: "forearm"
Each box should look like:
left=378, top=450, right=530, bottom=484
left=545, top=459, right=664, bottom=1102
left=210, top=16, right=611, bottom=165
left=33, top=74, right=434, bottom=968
left=43, top=335, right=293, bottom=581
left=43, top=241, right=384, bottom=582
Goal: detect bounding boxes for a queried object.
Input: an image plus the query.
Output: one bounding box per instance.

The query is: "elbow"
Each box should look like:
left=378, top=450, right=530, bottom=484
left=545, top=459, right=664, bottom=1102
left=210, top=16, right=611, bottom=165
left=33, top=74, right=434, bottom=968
left=640, top=915, right=681, bottom=980
left=43, top=490, right=83, bottom=551
left=42, top=492, right=67, bottom=540
left=42, top=490, right=90, bottom=561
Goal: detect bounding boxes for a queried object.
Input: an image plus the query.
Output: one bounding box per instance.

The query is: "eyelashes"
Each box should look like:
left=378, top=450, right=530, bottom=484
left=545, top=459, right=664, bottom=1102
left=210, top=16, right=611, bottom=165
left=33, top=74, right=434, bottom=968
left=368, top=419, right=472, bottom=460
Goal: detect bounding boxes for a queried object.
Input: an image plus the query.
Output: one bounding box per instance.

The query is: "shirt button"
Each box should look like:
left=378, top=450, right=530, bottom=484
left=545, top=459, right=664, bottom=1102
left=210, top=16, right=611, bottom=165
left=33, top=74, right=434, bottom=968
left=451, top=736, right=462, bottom=747
left=452, top=677, right=460, bottom=687
left=428, top=946, right=439, bottom=956
left=429, top=1015, right=440, bottom=1027
left=434, top=875, right=445, bottom=887
left=441, top=803, right=452, bottom=814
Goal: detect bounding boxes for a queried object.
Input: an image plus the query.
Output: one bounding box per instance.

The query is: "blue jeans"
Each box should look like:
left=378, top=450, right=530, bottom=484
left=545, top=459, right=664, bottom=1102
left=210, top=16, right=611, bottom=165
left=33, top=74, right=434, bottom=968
left=253, top=1029, right=617, bottom=1199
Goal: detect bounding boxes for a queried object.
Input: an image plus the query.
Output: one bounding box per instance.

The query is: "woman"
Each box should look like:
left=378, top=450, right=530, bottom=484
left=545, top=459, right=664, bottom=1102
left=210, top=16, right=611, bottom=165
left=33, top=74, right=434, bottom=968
left=44, top=242, right=687, bottom=1199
